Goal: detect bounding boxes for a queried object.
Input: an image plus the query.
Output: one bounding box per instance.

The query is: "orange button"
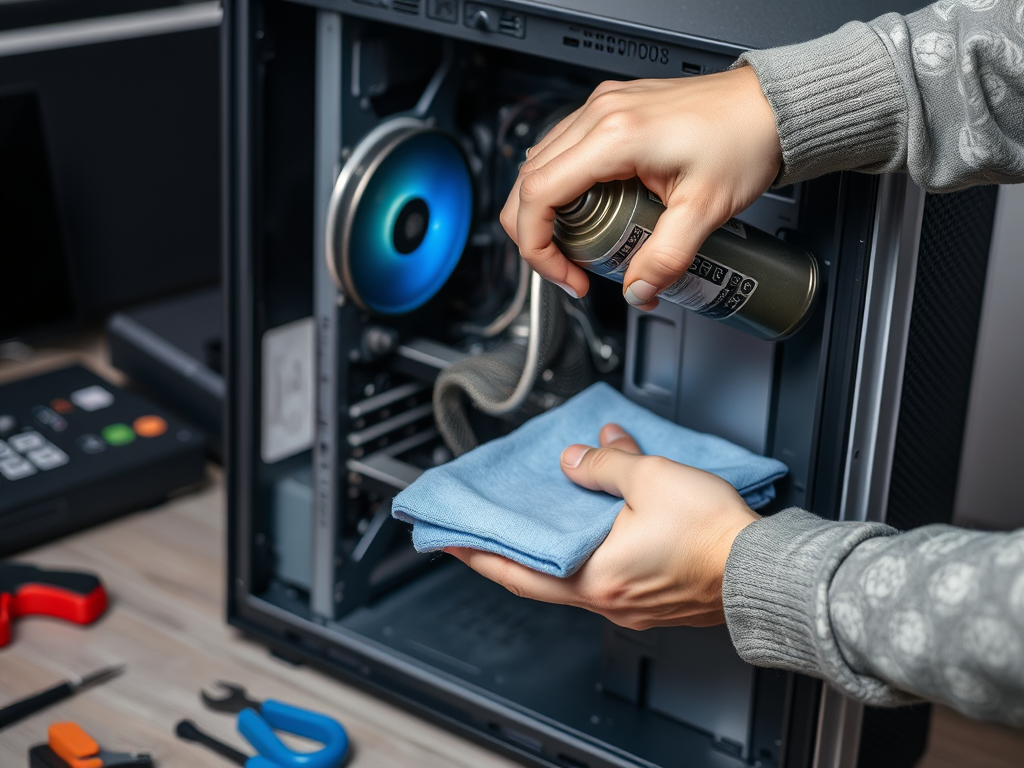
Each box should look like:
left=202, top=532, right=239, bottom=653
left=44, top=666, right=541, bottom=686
left=133, top=415, right=168, bottom=438
left=51, top=398, right=74, bottom=414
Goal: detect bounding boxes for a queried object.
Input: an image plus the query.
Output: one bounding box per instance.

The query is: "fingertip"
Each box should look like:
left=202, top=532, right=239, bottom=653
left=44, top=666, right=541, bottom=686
left=620, top=203, right=711, bottom=299
left=560, top=444, right=590, bottom=469
left=600, top=423, right=627, bottom=443
left=522, top=248, right=590, bottom=300
left=623, top=279, right=659, bottom=308
left=600, top=423, right=642, bottom=454
left=559, top=265, right=590, bottom=300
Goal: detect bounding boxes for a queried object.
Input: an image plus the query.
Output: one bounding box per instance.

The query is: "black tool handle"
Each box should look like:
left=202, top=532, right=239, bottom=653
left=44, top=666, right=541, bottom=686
left=175, top=719, right=249, bottom=766
left=0, top=563, right=101, bottom=596
left=0, top=682, right=71, bottom=730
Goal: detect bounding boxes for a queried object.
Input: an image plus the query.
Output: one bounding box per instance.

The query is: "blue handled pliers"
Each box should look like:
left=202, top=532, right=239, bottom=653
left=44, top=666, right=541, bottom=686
left=201, top=681, right=349, bottom=768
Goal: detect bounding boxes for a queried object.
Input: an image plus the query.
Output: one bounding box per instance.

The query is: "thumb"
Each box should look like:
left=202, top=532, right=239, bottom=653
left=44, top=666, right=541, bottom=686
left=560, top=444, right=642, bottom=499
left=621, top=203, right=719, bottom=310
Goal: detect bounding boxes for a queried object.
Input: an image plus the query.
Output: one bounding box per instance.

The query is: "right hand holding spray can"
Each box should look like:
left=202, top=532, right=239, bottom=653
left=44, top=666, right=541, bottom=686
left=553, top=178, right=818, bottom=341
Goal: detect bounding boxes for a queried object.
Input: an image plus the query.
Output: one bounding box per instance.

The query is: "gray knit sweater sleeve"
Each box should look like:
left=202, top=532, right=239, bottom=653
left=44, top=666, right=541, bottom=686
left=723, top=510, right=1024, bottom=726
left=737, top=0, right=1024, bottom=190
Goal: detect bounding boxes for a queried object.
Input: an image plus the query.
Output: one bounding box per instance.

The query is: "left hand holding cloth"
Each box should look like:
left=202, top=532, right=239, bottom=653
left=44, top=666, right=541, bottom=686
left=392, top=383, right=785, bottom=628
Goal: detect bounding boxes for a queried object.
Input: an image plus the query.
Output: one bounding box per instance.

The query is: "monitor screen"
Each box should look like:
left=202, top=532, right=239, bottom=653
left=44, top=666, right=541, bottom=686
left=0, top=89, right=77, bottom=343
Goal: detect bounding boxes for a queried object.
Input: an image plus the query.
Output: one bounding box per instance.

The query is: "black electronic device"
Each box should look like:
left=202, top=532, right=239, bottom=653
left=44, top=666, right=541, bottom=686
left=0, top=0, right=220, bottom=323
left=0, top=366, right=206, bottom=555
left=108, top=287, right=225, bottom=458
left=223, top=2, right=997, bottom=768
left=0, top=89, right=77, bottom=342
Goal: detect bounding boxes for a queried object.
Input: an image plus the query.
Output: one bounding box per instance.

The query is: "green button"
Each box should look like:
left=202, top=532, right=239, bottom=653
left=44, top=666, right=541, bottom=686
left=102, top=423, right=136, bottom=446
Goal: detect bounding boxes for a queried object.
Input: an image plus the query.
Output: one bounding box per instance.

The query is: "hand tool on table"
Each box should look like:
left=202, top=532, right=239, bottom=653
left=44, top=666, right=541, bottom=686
left=0, top=562, right=109, bottom=648
left=28, top=721, right=153, bottom=768
left=200, top=681, right=349, bottom=768
left=0, top=665, right=124, bottom=731
left=175, top=719, right=254, bottom=766
left=177, top=719, right=330, bottom=768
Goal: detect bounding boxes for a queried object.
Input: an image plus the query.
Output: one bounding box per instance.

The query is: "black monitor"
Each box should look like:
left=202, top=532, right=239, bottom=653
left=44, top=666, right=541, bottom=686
left=0, top=89, right=77, bottom=343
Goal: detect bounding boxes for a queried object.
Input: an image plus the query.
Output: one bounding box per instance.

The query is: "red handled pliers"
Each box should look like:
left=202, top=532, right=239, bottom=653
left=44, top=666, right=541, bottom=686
left=0, top=562, right=108, bottom=648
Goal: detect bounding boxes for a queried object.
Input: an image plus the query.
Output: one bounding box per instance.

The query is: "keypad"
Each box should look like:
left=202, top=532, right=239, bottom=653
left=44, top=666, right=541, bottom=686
left=9, top=431, right=46, bottom=453
left=0, top=379, right=172, bottom=485
left=0, top=455, right=37, bottom=481
left=0, top=431, right=70, bottom=480
left=27, top=445, right=69, bottom=471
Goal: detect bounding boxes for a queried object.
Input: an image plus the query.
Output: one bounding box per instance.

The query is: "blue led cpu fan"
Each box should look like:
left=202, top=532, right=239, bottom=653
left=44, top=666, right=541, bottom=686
left=326, top=119, right=473, bottom=314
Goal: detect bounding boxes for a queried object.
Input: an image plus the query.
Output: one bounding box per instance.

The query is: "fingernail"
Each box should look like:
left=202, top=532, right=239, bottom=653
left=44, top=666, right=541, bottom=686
left=624, top=280, right=658, bottom=307
left=561, top=445, right=590, bottom=468
left=604, top=424, right=628, bottom=442
left=555, top=281, right=579, bottom=299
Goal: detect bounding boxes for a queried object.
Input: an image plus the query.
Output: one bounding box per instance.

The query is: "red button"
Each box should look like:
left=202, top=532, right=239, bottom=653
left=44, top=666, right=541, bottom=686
left=51, top=399, right=74, bottom=414
left=132, top=415, right=168, bottom=438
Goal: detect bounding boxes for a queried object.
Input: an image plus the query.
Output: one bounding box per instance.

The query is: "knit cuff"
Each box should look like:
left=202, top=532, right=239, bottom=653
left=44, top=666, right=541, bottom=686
left=736, top=22, right=907, bottom=186
left=723, top=509, right=897, bottom=698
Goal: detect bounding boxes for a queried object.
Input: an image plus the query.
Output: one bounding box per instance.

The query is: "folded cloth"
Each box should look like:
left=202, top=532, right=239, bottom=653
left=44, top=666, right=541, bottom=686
left=392, top=382, right=788, bottom=578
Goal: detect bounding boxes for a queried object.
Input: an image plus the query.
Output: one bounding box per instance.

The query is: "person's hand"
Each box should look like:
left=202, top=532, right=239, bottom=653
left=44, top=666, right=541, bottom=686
left=499, top=66, right=782, bottom=310
left=445, top=424, right=760, bottom=629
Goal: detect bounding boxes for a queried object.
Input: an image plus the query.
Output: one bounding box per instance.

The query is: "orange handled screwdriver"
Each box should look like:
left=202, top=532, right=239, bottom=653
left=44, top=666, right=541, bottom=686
left=48, top=722, right=153, bottom=768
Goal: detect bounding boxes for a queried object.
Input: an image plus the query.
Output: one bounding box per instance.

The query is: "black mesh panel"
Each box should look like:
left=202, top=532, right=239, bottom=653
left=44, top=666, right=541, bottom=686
left=856, top=703, right=932, bottom=768
left=885, top=186, right=998, bottom=532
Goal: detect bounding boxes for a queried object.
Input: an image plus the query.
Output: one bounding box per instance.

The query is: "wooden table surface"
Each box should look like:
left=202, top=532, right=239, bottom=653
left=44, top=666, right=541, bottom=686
left=0, top=470, right=520, bottom=768
left=2, top=334, right=1022, bottom=768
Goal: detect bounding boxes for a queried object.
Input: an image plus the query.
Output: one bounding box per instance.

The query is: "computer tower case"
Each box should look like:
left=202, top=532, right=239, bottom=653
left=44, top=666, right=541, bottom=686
left=223, top=2, right=998, bottom=766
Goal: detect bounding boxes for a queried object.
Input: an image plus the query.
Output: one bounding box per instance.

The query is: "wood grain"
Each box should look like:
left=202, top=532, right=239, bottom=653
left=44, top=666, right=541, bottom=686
left=0, top=468, right=518, bottom=767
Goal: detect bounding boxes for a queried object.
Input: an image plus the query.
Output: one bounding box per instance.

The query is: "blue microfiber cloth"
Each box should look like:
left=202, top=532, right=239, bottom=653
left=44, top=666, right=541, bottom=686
left=392, top=382, right=788, bottom=577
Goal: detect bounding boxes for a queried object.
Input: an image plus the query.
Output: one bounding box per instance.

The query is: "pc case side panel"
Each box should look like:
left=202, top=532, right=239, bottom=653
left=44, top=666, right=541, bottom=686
left=813, top=182, right=999, bottom=768
left=811, top=174, right=922, bottom=768
left=853, top=185, right=998, bottom=768
left=311, top=9, right=344, bottom=620
left=225, top=0, right=255, bottom=624
left=227, top=0, right=320, bottom=627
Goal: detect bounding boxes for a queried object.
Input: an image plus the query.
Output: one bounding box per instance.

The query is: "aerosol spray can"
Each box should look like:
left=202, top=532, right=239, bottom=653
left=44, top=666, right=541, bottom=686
left=553, top=178, right=818, bottom=341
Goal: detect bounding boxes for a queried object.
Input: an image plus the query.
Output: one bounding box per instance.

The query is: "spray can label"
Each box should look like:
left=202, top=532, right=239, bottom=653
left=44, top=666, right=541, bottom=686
left=662, top=253, right=758, bottom=318
left=594, top=224, right=652, bottom=276
left=586, top=223, right=758, bottom=318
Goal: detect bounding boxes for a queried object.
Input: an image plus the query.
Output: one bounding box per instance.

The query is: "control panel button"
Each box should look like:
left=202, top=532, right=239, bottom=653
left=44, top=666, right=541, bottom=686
left=0, top=455, right=37, bottom=481
left=0, top=440, right=11, bottom=459
left=77, top=434, right=107, bottom=455
left=33, top=406, right=68, bottom=432
left=427, top=0, right=458, bottom=22
left=51, top=398, right=74, bottom=414
left=9, top=431, right=46, bottom=453
left=466, top=5, right=493, bottom=31
left=27, top=445, right=69, bottom=471
left=70, top=385, right=115, bottom=412
left=101, top=423, right=136, bottom=446
left=133, top=415, right=168, bottom=438
left=464, top=2, right=524, bottom=37
left=0, top=415, right=16, bottom=436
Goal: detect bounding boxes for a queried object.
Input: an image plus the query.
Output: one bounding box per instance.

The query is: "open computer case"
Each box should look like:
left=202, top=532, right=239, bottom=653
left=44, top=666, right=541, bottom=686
left=223, top=2, right=998, bottom=766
